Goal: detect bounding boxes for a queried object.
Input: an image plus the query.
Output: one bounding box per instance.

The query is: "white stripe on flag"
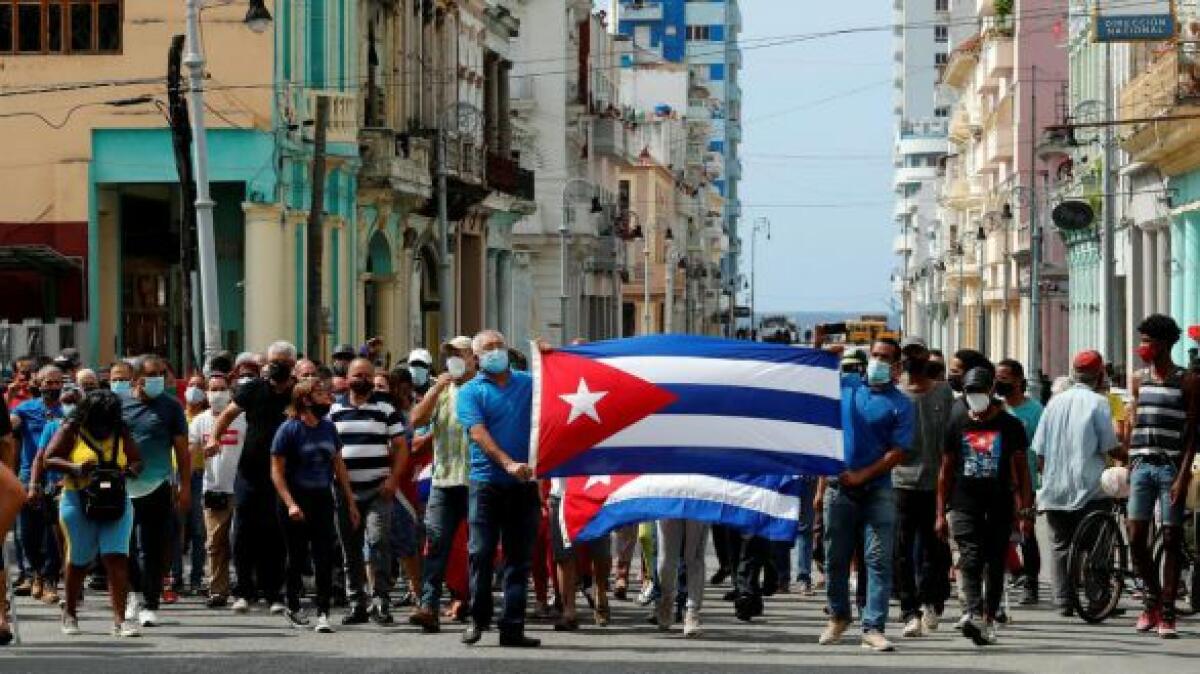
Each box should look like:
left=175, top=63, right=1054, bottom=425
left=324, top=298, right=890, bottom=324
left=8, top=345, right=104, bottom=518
left=598, top=356, right=839, bottom=398
left=595, top=415, right=842, bottom=460
left=606, top=474, right=799, bottom=521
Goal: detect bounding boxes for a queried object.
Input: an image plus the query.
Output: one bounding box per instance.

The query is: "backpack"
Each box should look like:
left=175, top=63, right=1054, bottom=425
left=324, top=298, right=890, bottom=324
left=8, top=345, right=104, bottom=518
left=78, top=431, right=127, bottom=522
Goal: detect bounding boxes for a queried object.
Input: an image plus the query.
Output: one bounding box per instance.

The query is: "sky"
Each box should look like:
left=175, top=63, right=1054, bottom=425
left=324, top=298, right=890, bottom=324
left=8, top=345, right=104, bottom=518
left=736, top=0, right=895, bottom=314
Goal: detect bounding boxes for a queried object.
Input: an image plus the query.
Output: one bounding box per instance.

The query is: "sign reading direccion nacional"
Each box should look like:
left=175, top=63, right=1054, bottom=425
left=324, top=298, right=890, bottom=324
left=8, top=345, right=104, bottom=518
left=1094, top=0, right=1177, bottom=42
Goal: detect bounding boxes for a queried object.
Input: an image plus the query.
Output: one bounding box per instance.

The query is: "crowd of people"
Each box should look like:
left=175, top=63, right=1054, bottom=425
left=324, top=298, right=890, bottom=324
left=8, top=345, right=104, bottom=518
left=0, top=315, right=1195, bottom=650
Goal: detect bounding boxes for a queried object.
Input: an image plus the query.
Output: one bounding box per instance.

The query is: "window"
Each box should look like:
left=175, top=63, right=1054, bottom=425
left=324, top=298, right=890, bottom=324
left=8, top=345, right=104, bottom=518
left=935, top=25, right=948, bottom=43
left=618, top=180, right=631, bottom=214
left=935, top=52, right=949, bottom=66
left=935, top=0, right=949, bottom=11
left=0, top=0, right=121, bottom=54
left=686, top=25, right=710, bottom=41
left=935, top=105, right=950, bottom=118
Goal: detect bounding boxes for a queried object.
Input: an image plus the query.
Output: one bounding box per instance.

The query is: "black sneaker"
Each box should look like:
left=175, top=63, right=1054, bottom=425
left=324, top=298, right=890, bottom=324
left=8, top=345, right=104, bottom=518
left=461, top=623, right=484, bottom=645
left=371, top=600, right=394, bottom=626
left=283, top=608, right=310, bottom=629
left=499, top=631, right=541, bottom=648
left=341, top=605, right=370, bottom=625
left=205, top=595, right=228, bottom=609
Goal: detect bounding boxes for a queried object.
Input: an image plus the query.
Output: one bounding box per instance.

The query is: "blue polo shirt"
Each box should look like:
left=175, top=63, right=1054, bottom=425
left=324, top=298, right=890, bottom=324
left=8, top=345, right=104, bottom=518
left=123, top=394, right=188, bottom=499
left=456, top=369, right=533, bottom=485
left=840, top=374, right=914, bottom=488
left=14, top=398, right=63, bottom=482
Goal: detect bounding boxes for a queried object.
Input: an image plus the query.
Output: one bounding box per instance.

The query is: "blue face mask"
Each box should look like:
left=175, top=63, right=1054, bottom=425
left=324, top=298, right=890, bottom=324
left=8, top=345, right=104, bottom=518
left=143, top=376, right=166, bottom=399
left=866, top=358, right=893, bottom=386
left=409, top=365, right=430, bottom=387
left=110, top=380, right=132, bottom=395
left=479, top=348, right=510, bottom=375
left=61, top=404, right=76, bottom=419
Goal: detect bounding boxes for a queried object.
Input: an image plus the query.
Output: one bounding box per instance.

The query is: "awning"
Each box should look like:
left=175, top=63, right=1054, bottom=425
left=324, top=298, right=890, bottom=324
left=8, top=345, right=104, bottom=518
left=0, top=244, right=83, bottom=273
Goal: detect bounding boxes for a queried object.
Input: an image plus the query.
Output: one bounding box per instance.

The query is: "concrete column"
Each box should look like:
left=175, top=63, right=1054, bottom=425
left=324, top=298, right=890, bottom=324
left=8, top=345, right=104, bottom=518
left=96, top=189, right=121, bottom=364
left=1141, top=227, right=1156, bottom=317
left=1156, top=227, right=1171, bottom=314
left=243, top=202, right=288, bottom=352
left=1171, top=217, right=1185, bottom=345
left=1189, top=215, right=1200, bottom=338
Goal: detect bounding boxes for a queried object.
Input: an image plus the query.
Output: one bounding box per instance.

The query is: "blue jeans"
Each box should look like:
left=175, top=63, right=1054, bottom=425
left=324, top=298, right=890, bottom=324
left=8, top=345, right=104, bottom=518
left=420, top=485, right=469, bottom=613
left=468, top=480, right=540, bottom=633
left=794, top=478, right=816, bottom=583
left=823, top=484, right=896, bottom=632
left=1128, top=459, right=1184, bottom=526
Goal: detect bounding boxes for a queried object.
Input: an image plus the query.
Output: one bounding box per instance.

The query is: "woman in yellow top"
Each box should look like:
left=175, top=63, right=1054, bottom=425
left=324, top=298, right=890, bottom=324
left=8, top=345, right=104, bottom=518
left=45, top=389, right=144, bottom=638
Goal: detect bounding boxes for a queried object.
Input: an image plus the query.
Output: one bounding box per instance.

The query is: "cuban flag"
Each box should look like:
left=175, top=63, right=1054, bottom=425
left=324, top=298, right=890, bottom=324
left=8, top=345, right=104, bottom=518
left=561, top=473, right=805, bottom=543
left=530, top=335, right=844, bottom=478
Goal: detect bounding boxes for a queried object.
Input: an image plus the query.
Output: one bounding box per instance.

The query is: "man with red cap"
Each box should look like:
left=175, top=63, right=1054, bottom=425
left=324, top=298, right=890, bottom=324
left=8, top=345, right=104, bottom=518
left=1029, top=349, right=1123, bottom=617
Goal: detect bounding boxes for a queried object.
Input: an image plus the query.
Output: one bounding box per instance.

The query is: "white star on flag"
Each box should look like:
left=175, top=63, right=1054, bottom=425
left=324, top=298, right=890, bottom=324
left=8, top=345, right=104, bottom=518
left=584, top=475, right=611, bottom=491
left=559, top=378, right=609, bottom=424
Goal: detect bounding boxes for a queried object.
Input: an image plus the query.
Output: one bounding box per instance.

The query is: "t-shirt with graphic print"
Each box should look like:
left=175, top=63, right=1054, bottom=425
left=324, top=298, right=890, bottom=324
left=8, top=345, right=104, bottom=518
left=944, top=403, right=1028, bottom=512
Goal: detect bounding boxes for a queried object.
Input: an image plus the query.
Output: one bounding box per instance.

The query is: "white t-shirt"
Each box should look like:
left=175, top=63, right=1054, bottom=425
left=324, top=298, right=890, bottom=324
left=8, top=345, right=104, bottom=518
left=189, top=409, right=247, bottom=494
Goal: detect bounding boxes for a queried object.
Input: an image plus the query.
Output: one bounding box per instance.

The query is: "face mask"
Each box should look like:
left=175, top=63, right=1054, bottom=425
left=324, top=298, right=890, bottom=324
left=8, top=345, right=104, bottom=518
left=332, top=363, right=349, bottom=378
left=110, top=380, right=132, bottom=395
left=902, top=359, right=927, bottom=378
left=185, top=386, right=206, bottom=405
left=267, top=361, right=292, bottom=383
left=207, top=390, right=231, bottom=412
left=947, top=374, right=964, bottom=393
left=479, top=348, right=510, bottom=375
left=143, top=376, right=165, bottom=399
left=966, top=392, right=992, bottom=414
left=310, top=403, right=332, bottom=418
left=28, top=385, right=40, bottom=398
left=409, top=365, right=429, bottom=387
left=61, top=403, right=76, bottom=418
left=349, top=379, right=373, bottom=395
left=865, top=358, right=893, bottom=386
left=42, top=387, right=62, bottom=404
left=994, top=381, right=1015, bottom=398
left=446, top=356, right=467, bottom=379
left=1136, top=343, right=1158, bottom=364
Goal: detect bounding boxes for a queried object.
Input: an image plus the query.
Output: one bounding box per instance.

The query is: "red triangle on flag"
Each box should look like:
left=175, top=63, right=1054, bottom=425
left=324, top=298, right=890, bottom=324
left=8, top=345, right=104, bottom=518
left=534, top=350, right=677, bottom=476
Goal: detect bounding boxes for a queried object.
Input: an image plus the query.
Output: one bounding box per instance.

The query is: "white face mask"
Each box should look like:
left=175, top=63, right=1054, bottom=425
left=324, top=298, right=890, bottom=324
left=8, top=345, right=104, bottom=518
left=965, top=392, right=992, bottom=414
left=207, top=390, right=232, bottom=412
left=446, top=356, right=467, bottom=379
left=185, top=386, right=206, bottom=405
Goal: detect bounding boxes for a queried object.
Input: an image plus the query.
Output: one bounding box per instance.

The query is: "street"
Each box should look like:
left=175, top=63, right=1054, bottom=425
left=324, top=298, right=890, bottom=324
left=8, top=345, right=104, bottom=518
left=1, top=570, right=1194, bottom=673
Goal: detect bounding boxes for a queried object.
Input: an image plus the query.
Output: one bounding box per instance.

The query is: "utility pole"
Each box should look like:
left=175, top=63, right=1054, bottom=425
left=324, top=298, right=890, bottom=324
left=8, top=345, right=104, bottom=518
left=307, top=96, right=329, bottom=360
left=183, top=0, right=222, bottom=359
left=1101, top=42, right=1117, bottom=362
left=1028, top=65, right=1044, bottom=400
left=436, top=118, right=454, bottom=343
left=167, top=34, right=197, bottom=372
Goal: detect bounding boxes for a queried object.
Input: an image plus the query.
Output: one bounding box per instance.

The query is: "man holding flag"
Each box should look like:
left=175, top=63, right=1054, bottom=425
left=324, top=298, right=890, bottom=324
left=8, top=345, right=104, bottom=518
left=817, top=335, right=913, bottom=652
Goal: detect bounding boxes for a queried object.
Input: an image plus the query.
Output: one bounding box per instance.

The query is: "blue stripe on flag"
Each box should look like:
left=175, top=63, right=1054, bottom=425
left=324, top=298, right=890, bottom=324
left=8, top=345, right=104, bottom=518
left=659, top=384, right=841, bottom=428
left=544, top=446, right=844, bottom=479
left=574, top=496, right=799, bottom=542
left=562, top=334, right=838, bottom=368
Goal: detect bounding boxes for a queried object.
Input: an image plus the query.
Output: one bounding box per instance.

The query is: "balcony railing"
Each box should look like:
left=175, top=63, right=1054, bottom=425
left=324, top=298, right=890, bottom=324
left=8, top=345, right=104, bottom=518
left=486, top=153, right=534, bottom=201
left=622, top=1, right=663, bottom=21
left=1119, top=42, right=1200, bottom=163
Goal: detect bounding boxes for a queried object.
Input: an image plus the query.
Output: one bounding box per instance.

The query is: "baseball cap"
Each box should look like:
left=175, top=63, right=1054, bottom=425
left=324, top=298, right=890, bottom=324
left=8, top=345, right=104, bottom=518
left=963, top=366, right=995, bottom=393
left=442, top=336, right=472, bottom=352
left=332, top=343, right=355, bottom=359
left=900, top=336, right=928, bottom=354
left=1072, top=349, right=1105, bottom=373
left=407, top=348, right=433, bottom=366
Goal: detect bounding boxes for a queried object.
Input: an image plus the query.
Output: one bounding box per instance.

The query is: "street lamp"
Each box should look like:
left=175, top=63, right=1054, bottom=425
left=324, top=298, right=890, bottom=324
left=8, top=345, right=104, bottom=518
left=664, top=228, right=677, bottom=333
left=640, top=227, right=651, bottom=335
left=184, top=0, right=271, bottom=359
left=749, top=217, right=770, bottom=337
left=976, top=224, right=987, bottom=354
left=560, top=178, right=599, bottom=345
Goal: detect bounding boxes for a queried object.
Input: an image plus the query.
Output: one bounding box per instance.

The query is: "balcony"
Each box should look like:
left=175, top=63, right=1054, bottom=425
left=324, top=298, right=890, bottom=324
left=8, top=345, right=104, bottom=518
left=893, top=232, right=917, bottom=254
left=980, top=34, right=1013, bottom=93
left=893, top=165, right=939, bottom=190
left=1120, top=42, right=1200, bottom=173
left=444, top=133, right=485, bottom=185
left=486, top=153, right=534, bottom=202
left=984, top=126, right=1013, bottom=167
left=358, top=129, right=433, bottom=198
left=299, top=91, right=358, bottom=144
left=622, top=1, right=663, bottom=21
left=941, top=35, right=981, bottom=91
left=593, top=117, right=630, bottom=162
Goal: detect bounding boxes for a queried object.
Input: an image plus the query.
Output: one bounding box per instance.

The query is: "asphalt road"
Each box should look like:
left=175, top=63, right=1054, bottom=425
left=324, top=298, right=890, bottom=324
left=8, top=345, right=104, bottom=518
left=2, top=571, right=1196, bottom=674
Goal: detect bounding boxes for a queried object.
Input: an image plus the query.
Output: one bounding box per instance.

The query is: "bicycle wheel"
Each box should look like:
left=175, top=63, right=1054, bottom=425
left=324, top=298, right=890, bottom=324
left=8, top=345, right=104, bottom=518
left=1067, top=511, right=1127, bottom=623
left=1153, top=520, right=1199, bottom=616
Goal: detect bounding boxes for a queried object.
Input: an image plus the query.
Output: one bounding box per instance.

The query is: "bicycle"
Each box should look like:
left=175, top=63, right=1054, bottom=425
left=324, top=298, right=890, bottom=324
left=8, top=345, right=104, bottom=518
left=1067, top=501, right=1196, bottom=623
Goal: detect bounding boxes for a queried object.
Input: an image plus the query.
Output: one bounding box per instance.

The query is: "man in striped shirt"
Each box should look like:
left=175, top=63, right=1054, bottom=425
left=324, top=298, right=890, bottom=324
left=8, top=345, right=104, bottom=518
left=331, top=358, right=409, bottom=625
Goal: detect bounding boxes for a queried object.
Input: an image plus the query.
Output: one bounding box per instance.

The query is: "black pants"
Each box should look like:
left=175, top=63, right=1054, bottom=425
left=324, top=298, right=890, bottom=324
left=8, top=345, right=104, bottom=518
left=949, top=503, right=1012, bottom=619
left=1019, top=525, right=1041, bottom=583
left=712, top=525, right=738, bottom=573
left=233, top=475, right=285, bottom=603
left=895, top=488, right=950, bottom=619
left=734, top=534, right=770, bottom=599
left=127, top=481, right=173, bottom=610
left=280, top=486, right=336, bottom=614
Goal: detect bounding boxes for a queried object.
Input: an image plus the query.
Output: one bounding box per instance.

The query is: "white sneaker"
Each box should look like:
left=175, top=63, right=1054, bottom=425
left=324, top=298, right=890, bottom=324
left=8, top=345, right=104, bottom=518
left=314, top=613, right=334, bottom=633
left=113, top=620, right=142, bottom=637
left=955, top=613, right=971, bottom=630
left=981, top=620, right=998, bottom=645
left=961, top=613, right=988, bottom=646
left=231, top=597, right=250, bottom=613
left=269, top=602, right=287, bottom=615
left=902, top=616, right=923, bottom=638
left=861, top=630, right=895, bottom=652
left=682, top=609, right=703, bottom=638
left=124, top=592, right=143, bottom=621
left=138, top=608, right=159, bottom=627
left=636, top=582, right=657, bottom=607
left=921, top=606, right=940, bottom=632
left=61, top=613, right=82, bottom=636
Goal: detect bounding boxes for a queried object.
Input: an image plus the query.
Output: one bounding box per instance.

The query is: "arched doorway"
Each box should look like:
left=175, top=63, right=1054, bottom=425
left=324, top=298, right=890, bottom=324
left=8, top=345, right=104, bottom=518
left=364, top=230, right=393, bottom=343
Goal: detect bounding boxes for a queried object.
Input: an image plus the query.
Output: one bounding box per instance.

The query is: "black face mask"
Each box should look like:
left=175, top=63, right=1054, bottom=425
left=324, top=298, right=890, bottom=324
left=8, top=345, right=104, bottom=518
left=349, top=379, right=373, bottom=395
left=28, top=385, right=41, bottom=398
left=267, top=361, right=292, bottom=383
left=994, top=381, right=1016, bottom=397
left=43, top=388, right=62, bottom=404
left=948, top=374, right=964, bottom=393
left=310, top=403, right=332, bottom=418
left=902, top=359, right=928, bottom=378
